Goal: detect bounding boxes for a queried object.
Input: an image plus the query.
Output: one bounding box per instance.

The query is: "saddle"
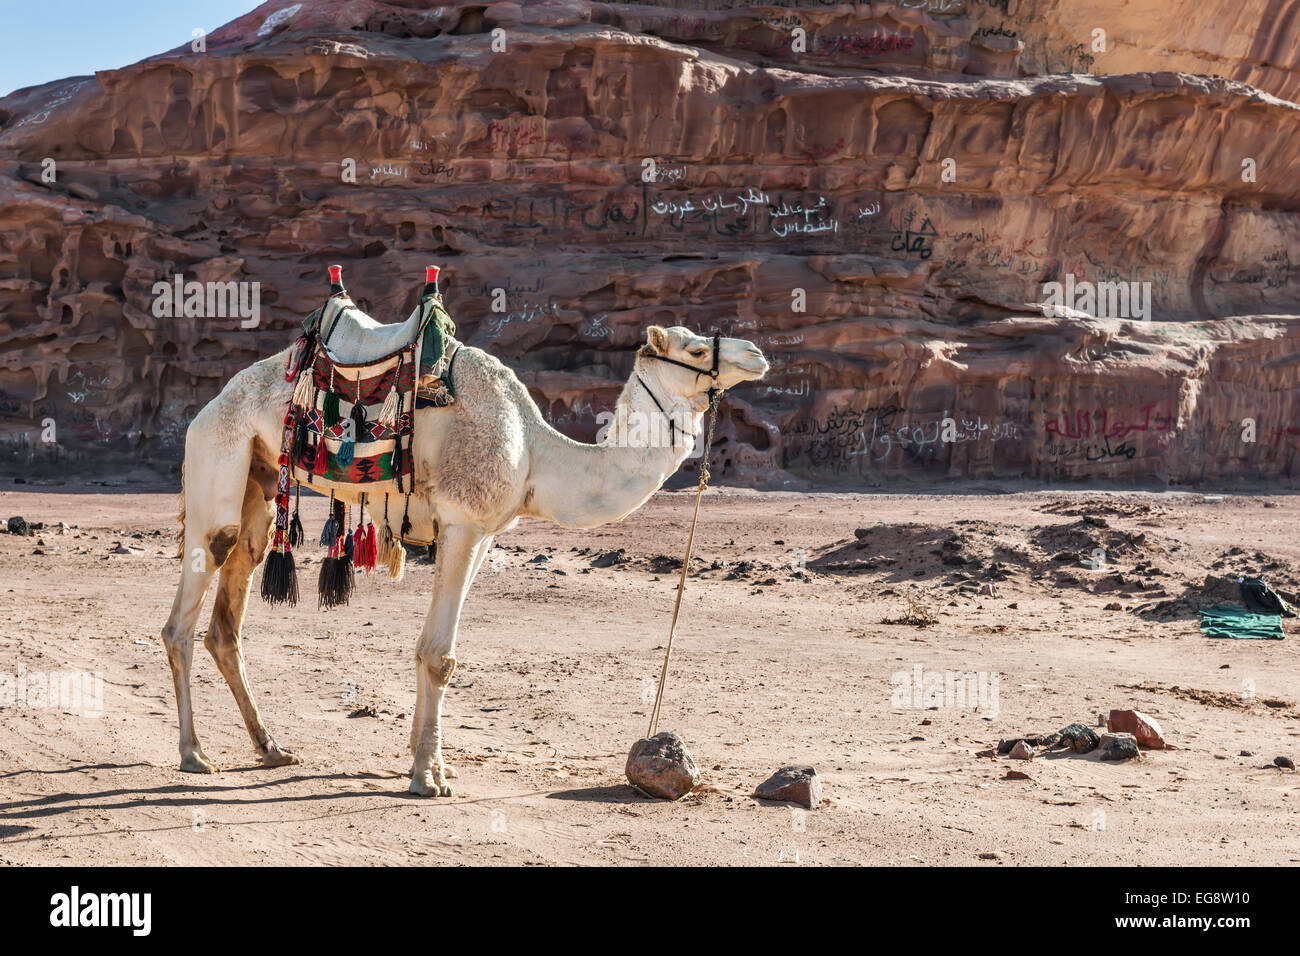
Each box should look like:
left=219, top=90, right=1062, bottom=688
left=258, top=266, right=458, bottom=611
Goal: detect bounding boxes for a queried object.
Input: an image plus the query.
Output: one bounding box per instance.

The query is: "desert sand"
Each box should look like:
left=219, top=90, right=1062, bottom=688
left=0, top=482, right=1297, bottom=866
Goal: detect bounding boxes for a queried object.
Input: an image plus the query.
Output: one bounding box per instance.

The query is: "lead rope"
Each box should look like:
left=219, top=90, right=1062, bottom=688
left=647, top=385, right=722, bottom=739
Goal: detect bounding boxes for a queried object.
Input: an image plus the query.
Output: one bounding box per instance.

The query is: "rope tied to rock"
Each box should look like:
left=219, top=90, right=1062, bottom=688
left=647, top=385, right=722, bottom=739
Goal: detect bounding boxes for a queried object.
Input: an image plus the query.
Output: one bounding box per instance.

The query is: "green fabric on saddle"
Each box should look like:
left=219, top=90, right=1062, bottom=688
left=419, top=300, right=457, bottom=398
left=1200, top=603, right=1285, bottom=640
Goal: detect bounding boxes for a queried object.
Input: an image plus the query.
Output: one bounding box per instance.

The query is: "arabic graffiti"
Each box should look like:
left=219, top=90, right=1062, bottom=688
left=1043, top=401, right=1174, bottom=441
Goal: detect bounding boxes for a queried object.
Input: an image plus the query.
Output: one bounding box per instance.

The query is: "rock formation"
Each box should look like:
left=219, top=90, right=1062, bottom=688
left=1, top=0, right=1298, bottom=485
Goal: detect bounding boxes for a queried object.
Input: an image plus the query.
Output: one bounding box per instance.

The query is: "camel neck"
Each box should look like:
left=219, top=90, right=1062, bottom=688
left=522, top=360, right=706, bottom=528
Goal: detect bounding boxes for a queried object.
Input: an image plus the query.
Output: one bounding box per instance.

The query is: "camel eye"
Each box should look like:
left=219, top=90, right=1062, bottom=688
left=688, top=348, right=707, bottom=357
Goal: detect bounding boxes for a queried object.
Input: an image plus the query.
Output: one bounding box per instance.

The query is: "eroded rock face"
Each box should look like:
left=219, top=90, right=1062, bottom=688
left=1, top=0, right=1298, bottom=485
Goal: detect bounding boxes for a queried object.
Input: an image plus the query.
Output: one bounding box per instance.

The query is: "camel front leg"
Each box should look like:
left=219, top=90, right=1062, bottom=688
left=409, top=524, right=482, bottom=796
left=408, top=534, right=495, bottom=767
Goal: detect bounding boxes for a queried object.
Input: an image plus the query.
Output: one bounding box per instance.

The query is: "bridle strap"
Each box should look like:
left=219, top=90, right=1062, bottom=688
left=637, top=332, right=723, bottom=448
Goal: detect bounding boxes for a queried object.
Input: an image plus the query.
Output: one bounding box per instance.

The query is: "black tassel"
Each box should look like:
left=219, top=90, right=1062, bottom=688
left=288, top=485, right=304, bottom=548
left=290, top=414, right=311, bottom=465
left=260, top=550, right=299, bottom=607
left=317, top=556, right=354, bottom=609
left=320, top=513, right=338, bottom=547
left=400, top=495, right=412, bottom=539
left=350, top=400, right=367, bottom=433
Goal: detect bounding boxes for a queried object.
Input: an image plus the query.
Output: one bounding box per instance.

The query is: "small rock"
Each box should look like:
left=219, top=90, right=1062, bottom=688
left=110, top=543, right=138, bottom=555
left=625, top=731, right=701, bottom=800
left=590, top=548, right=627, bottom=569
left=853, top=528, right=870, bottom=539
left=347, top=705, right=378, bottom=718
left=754, top=765, right=822, bottom=809
left=1103, top=602, right=1124, bottom=611
left=1004, top=769, right=1031, bottom=780
left=528, top=554, right=549, bottom=563
left=7, top=516, right=29, bottom=536
left=1107, top=709, right=1166, bottom=749
left=1275, top=756, right=1296, bottom=770
left=1009, top=740, right=1035, bottom=760
left=975, top=748, right=996, bottom=758
left=978, top=850, right=1006, bottom=861
left=1058, top=723, right=1100, bottom=753
left=1099, top=732, right=1140, bottom=761
left=1240, top=750, right=1254, bottom=757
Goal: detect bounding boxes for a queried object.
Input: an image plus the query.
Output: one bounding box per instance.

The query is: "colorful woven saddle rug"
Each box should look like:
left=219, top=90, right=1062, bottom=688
left=259, top=283, right=458, bottom=610
left=288, top=292, right=458, bottom=493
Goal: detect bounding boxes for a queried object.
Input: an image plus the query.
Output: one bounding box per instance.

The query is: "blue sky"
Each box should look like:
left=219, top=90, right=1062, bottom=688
left=0, top=0, right=261, bottom=97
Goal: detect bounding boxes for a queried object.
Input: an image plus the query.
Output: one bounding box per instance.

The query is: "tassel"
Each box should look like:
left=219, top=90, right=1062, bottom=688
left=323, top=390, right=340, bottom=428
left=400, top=495, right=412, bottom=539
left=292, top=370, right=314, bottom=409
left=387, top=536, right=406, bottom=581
left=336, top=438, right=355, bottom=467
left=317, top=555, right=354, bottom=609
left=364, top=521, right=377, bottom=570
left=350, top=400, right=367, bottom=433
left=313, top=435, right=329, bottom=474
left=288, top=484, right=304, bottom=548
left=291, top=414, right=311, bottom=465
left=378, top=386, right=399, bottom=427
left=320, top=493, right=339, bottom=546
left=260, top=548, right=299, bottom=606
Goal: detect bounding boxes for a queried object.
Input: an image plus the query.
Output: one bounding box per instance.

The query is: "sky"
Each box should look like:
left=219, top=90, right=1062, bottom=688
left=0, top=0, right=262, bottom=97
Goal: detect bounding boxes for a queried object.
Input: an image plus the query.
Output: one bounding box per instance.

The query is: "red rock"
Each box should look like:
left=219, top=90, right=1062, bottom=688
left=1, top=1, right=1299, bottom=485
left=625, top=731, right=700, bottom=800
left=1108, top=709, right=1166, bottom=749
left=755, top=765, right=822, bottom=809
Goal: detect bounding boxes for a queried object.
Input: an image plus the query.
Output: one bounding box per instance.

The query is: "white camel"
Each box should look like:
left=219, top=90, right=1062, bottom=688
left=161, top=313, right=768, bottom=795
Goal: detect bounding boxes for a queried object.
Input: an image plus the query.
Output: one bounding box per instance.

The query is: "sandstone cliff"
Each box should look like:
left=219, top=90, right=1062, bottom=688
left=1, top=0, right=1298, bottom=486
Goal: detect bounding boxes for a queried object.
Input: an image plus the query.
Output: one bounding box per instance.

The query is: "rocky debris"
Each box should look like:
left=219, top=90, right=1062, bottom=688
left=590, top=549, right=627, bottom=569
left=7, top=516, right=29, bottom=536
left=1275, top=756, right=1296, bottom=770
left=1107, top=709, right=1167, bottom=749
left=978, top=851, right=1007, bottom=862
left=347, top=705, right=379, bottom=718
left=1099, top=732, right=1141, bottom=761
left=625, top=731, right=700, bottom=800
left=1009, top=740, right=1035, bottom=760
left=110, top=542, right=141, bottom=555
left=1058, top=723, right=1100, bottom=754
left=754, top=765, right=822, bottom=809
left=1004, top=769, right=1032, bottom=780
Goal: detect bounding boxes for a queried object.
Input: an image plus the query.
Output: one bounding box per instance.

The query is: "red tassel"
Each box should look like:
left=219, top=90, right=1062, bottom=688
left=365, top=521, right=378, bottom=570
left=313, top=438, right=328, bottom=474
left=353, top=524, right=370, bottom=572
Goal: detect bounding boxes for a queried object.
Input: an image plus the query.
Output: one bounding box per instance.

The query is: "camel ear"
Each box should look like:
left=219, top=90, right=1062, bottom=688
left=645, top=325, right=670, bottom=355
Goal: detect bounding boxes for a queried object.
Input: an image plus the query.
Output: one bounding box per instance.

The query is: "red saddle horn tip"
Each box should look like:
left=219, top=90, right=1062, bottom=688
left=328, top=265, right=343, bottom=283
left=425, top=265, right=440, bottom=282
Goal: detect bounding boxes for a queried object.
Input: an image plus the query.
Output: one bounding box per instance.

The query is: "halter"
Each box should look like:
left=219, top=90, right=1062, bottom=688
left=635, top=332, right=722, bottom=448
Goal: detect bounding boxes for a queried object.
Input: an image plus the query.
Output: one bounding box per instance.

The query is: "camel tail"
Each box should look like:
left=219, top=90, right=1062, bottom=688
left=175, top=462, right=186, bottom=558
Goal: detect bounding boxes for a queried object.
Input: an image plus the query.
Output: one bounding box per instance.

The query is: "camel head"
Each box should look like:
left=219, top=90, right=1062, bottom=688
left=640, top=325, right=769, bottom=400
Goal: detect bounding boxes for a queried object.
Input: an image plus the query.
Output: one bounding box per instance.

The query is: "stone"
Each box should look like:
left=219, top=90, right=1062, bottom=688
left=1099, top=732, right=1141, bottom=761
left=590, top=549, right=627, bottom=569
left=754, top=765, right=822, bottom=809
left=1275, top=756, right=1296, bottom=770
left=2, top=1, right=1300, bottom=485
left=1009, top=740, right=1035, bottom=760
left=625, top=732, right=701, bottom=800
left=1057, top=723, right=1100, bottom=753
left=7, top=516, right=29, bottom=536
left=1108, top=709, right=1167, bottom=749
left=1004, top=769, right=1032, bottom=780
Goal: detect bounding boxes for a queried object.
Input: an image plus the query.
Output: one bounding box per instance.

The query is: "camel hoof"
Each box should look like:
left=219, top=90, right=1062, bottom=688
left=261, top=746, right=301, bottom=768
left=409, top=771, right=454, bottom=797
left=180, top=753, right=219, bottom=774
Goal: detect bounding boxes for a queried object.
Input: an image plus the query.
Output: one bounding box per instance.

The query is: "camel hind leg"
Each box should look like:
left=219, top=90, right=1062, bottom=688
left=203, top=464, right=301, bottom=768
left=162, top=429, right=255, bottom=773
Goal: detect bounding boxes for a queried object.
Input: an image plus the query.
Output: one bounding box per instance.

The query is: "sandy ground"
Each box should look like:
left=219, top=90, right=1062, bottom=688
left=0, top=481, right=1298, bottom=866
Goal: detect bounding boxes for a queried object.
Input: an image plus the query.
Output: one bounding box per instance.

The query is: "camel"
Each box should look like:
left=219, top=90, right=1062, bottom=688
left=161, top=316, right=769, bottom=795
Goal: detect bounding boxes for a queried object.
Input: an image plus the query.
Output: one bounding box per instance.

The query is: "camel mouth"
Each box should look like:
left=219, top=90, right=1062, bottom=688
left=736, top=353, right=770, bottom=380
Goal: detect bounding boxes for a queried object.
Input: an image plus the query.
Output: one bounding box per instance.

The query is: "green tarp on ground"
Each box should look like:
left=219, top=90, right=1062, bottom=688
left=1200, top=603, right=1286, bottom=640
